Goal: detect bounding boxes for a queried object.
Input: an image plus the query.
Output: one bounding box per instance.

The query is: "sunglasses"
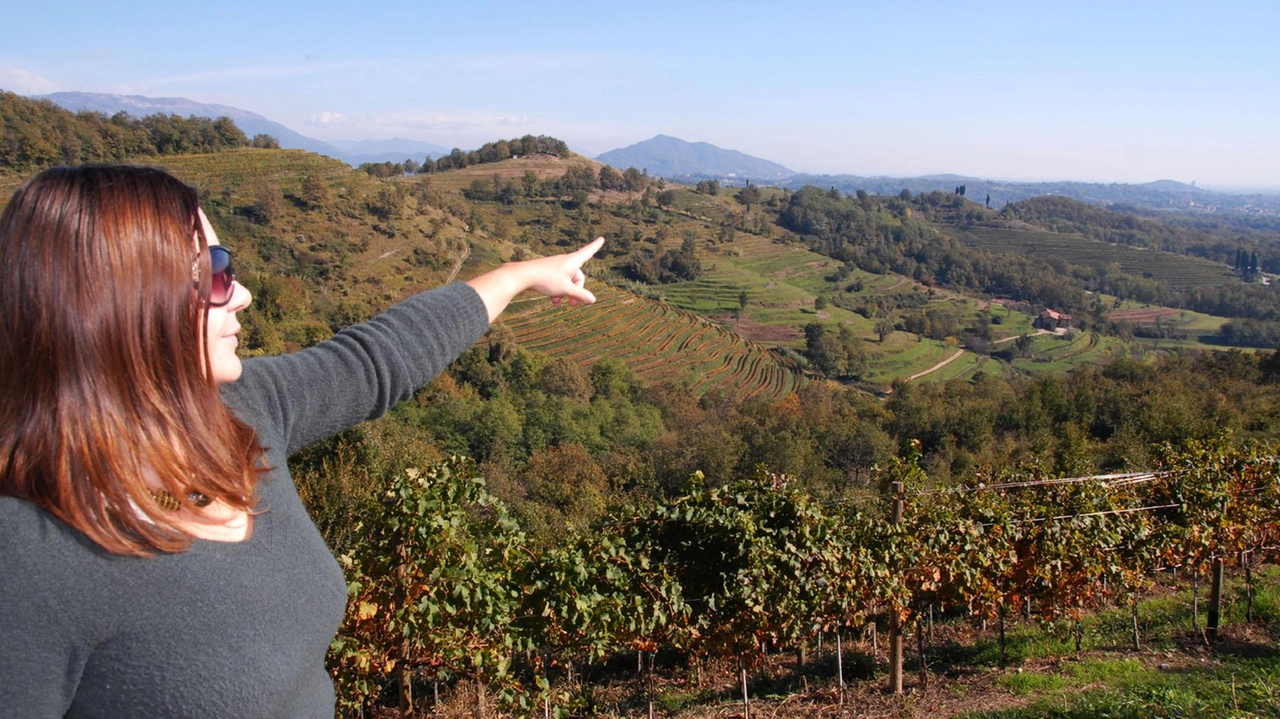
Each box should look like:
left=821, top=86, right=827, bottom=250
left=205, top=245, right=236, bottom=307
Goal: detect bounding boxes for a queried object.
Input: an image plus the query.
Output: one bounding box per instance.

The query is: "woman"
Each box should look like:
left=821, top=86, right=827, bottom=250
left=0, top=165, right=603, bottom=717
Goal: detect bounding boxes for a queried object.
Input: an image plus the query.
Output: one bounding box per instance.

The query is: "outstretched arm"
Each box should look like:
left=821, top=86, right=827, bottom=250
left=225, top=237, right=606, bottom=455
left=466, top=237, right=604, bottom=323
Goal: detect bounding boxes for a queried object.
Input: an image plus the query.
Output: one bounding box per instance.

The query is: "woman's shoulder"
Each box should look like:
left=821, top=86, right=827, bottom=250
left=1, top=494, right=62, bottom=539
left=0, top=496, right=104, bottom=569
left=0, top=496, right=112, bottom=634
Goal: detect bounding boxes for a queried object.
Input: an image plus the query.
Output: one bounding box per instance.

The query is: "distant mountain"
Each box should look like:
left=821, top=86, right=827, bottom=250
left=783, top=173, right=1280, bottom=216
left=329, top=137, right=451, bottom=166
left=34, top=92, right=446, bottom=166
left=597, top=135, right=793, bottom=181
left=1141, top=179, right=1199, bottom=193
left=37, top=92, right=348, bottom=158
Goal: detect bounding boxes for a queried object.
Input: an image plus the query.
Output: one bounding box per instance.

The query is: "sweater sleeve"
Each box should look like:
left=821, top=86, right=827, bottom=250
left=221, top=282, right=490, bottom=456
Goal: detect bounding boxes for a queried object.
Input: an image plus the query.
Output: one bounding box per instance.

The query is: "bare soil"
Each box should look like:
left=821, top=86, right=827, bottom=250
left=1106, top=307, right=1181, bottom=324
left=709, top=315, right=802, bottom=343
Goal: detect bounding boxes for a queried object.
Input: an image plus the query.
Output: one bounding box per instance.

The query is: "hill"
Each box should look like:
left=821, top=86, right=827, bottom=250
left=597, top=134, right=793, bottom=181
left=328, top=137, right=451, bottom=165
left=37, top=92, right=345, bottom=158
left=784, top=172, right=1280, bottom=217
left=0, top=90, right=266, bottom=176
left=113, top=149, right=806, bottom=399
left=34, top=92, right=448, bottom=166
left=2, top=100, right=1273, bottom=389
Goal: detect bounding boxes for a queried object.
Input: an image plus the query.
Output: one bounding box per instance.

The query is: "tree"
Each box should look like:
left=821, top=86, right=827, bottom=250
left=837, top=324, right=868, bottom=379
left=538, top=357, right=593, bottom=401
left=875, top=317, right=895, bottom=343
left=253, top=182, right=283, bottom=225
left=521, top=170, right=540, bottom=198
left=368, top=184, right=402, bottom=221
left=589, top=357, right=634, bottom=399
left=656, top=189, right=677, bottom=208
left=804, top=322, right=844, bottom=377
left=737, top=184, right=761, bottom=213
left=695, top=179, right=721, bottom=195
left=251, top=133, right=280, bottom=149
left=301, top=173, right=330, bottom=209
left=486, top=322, right=519, bottom=364
left=623, top=167, right=648, bottom=192
left=518, top=444, right=610, bottom=543
left=598, top=165, right=626, bottom=191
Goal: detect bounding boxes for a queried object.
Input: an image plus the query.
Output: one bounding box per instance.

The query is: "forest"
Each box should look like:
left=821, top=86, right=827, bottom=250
left=0, top=90, right=280, bottom=171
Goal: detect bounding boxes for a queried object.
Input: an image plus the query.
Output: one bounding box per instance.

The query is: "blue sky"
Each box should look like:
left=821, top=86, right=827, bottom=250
left=3, top=0, right=1277, bottom=187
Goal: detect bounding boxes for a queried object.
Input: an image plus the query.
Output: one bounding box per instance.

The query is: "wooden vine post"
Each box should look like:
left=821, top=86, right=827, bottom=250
left=889, top=480, right=905, bottom=695
left=836, top=631, right=845, bottom=705
left=1207, top=556, right=1224, bottom=639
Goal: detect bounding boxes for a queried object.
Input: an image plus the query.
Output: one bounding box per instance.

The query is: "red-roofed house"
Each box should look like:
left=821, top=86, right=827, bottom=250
left=1035, top=308, right=1072, bottom=331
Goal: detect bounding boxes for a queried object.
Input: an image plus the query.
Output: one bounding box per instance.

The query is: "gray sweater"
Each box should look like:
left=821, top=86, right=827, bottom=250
left=0, top=283, right=490, bottom=718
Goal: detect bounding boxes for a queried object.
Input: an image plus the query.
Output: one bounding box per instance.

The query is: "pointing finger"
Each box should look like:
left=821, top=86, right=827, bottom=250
left=573, top=237, right=605, bottom=262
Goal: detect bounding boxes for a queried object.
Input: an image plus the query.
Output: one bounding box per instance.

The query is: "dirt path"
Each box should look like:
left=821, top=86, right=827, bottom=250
left=881, top=275, right=909, bottom=292
left=905, top=349, right=965, bottom=382
left=993, top=328, right=1052, bottom=344
left=445, top=242, right=471, bottom=284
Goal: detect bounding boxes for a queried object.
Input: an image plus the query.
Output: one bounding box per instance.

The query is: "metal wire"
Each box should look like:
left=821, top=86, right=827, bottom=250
left=981, top=503, right=1181, bottom=527
left=914, top=471, right=1165, bottom=496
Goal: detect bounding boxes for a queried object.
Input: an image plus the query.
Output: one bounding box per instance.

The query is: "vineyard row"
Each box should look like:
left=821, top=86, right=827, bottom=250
left=329, top=438, right=1279, bottom=713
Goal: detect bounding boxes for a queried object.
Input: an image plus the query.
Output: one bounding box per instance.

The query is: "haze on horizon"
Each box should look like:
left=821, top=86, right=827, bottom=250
left=2, top=0, right=1277, bottom=189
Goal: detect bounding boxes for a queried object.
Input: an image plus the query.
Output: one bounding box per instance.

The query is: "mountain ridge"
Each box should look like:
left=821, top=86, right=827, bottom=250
left=26, top=93, right=1279, bottom=215
left=596, top=134, right=794, bottom=181
left=34, top=92, right=447, bottom=167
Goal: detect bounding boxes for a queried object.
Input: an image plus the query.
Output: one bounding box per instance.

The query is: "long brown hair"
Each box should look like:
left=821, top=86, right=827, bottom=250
left=0, top=165, right=265, bottom=555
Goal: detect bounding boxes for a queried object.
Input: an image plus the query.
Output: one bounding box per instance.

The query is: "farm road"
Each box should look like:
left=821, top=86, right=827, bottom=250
left=905, top=349, right=965, bottom=382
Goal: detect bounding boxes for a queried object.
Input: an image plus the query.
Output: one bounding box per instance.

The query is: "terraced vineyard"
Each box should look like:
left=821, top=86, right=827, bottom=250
left=0, top=150, right=354, bottom=212
left=152, top=149, right=353, bottom=197
left=502, top=283, right=805, bottom=400
left=941, top=224, right=1235, bottom=289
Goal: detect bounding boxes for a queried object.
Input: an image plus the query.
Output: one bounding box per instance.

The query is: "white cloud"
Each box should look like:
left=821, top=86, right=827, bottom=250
left=378, top=110, right=532, bottom=133
left=309, top=111, right=345, bottom=125
left=0, top=67, right=59, bottom=94
left=303, top=108, right=536, bottom=141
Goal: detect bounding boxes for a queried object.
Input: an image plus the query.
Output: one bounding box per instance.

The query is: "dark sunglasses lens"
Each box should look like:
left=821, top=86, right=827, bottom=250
left=208, top=246, right=234, bottom=305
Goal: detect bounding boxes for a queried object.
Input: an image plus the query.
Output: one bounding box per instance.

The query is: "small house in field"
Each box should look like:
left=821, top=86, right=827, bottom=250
left=1035, top=308, right=1072, bottom=331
